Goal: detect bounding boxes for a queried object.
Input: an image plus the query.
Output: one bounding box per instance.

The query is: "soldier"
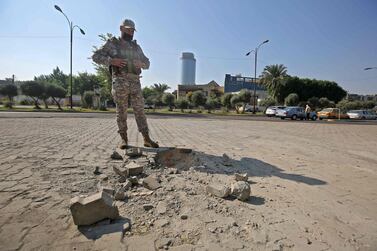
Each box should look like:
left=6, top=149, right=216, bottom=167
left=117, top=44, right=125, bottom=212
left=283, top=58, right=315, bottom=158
left=92, top=19, right=159, bottom=149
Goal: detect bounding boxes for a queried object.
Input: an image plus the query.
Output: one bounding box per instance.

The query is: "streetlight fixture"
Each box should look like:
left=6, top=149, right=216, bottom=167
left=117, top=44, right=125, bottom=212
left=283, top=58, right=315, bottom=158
left=364, top=67, right=377, bottom=71
left=54, top=5, right=85, bottom=109
left=246, top=39, right=269, bottom=114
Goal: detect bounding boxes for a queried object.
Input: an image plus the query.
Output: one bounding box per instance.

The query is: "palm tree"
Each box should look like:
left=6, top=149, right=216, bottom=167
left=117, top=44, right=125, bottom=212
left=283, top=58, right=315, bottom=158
left=151, top=83, right=170, bottom=95
left=260, top=64, right=288, bottom=103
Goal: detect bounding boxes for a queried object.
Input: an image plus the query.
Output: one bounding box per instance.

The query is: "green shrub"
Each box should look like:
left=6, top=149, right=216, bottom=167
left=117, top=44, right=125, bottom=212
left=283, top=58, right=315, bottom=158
left=83, top=91, right=95, bottom=108
left=285, top=93, right=300, bottom=106
left=4, top=101, right=14, bottom=108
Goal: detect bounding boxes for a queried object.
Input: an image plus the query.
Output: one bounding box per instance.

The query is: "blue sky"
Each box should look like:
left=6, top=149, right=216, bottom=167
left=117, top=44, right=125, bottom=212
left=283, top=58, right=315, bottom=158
left=0, top=0, right=376, bottom=94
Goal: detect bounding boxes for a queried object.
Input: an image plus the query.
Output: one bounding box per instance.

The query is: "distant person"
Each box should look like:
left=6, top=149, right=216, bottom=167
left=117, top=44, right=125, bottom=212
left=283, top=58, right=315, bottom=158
left=92, top=19, right=159, bottom=149
left=305, top=104, right=311, bottom=120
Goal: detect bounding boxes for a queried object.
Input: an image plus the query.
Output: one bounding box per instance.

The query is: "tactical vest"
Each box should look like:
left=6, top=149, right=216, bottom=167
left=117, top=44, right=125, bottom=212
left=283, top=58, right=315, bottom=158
left=111, top=38, right=142, bottom=75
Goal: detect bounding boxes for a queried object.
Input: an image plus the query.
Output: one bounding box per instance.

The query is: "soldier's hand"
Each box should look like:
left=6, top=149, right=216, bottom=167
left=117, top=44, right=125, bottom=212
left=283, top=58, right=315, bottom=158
left=133, top=60, right=144, bottom=69
left=111, top=58, right=127, bottom=67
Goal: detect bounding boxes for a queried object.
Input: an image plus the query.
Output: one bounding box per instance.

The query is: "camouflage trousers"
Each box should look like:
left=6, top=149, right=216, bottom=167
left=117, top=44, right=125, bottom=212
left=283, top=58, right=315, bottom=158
left=111, top=75, right=149, bottom=139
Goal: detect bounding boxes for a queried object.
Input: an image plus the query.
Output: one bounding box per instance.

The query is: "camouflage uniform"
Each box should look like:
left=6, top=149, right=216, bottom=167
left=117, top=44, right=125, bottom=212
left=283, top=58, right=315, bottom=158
left=92, top=35, right=150, bottom=141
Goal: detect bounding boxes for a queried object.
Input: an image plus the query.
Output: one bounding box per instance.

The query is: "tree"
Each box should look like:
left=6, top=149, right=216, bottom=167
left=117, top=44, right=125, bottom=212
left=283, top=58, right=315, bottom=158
left=285, top=93, right=299, bottom=106
left=186, top=91, right=193, bottom=103
left=162, top=93, right=176, bottom=111
left=35, top=67, right=69, bottom=91
left=39, top=82, right=51, bottom=109
left=175, top=98, right=189, bottom=112
left=20, top=81, right=44, bottom=109
left=230, top=95, right=243, bottom=114
left=259, top=96, right=277, bottom=107
left=151, top=83, right=170, bottom=95
left=318, top=97, right=331, bottom=109
left=260, top=64, right=288, bottom=102
left=279, top=76, right=347, bottom=103
left=0, top=83, right=18, bottom=108
left=142, top=87, right=155, bottom=100
left=205, top=97, right=218, bottom=113
left=238, top=89, right=252, bottom=113
left=92, top=33, right=115, bottom=107
left=46, top=84, right=67, bottom=110
left=83, top=91, right=95, bottom=108
left=221, top=93, right=233, bottom=112
left=74, top=72, right=100, bottom=96
left=191, top=91, right=207, bottom=109
left=307, top=97, right=320, bottom=110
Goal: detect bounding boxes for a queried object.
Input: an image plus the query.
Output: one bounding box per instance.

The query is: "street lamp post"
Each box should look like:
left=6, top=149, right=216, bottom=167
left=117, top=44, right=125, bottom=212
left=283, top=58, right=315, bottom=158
left=54, top=5, right=85, bottom=109
left=246, top=40, right=269, bottom=114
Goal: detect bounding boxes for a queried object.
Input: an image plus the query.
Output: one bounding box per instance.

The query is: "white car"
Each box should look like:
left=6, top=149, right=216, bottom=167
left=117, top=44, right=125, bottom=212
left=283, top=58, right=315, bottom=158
left=265, top=106, right=286, bottom=117
left=347, top=110, right=377, bottom=120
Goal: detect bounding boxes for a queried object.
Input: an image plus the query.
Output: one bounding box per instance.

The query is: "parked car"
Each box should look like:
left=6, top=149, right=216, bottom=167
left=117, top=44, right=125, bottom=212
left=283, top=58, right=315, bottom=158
left=144, top=104, right=154, bottom=109
left=244, top=104, right=261, bottom=112
left=317, top=108, right=349, bottom=120
left=265, top=106, right=286, bottom=117
left=347, top=110, right=377, bottom=120
left=275, top=106, right=317, bottom=120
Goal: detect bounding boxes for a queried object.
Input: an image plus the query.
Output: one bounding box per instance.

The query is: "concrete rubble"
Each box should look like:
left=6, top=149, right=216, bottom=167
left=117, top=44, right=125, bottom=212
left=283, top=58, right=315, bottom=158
left=231, top=181, right=251, bottom=201
left=70, top=191, right=119, bottom=226
left=68, top=146, right=255, bottom=248
left=235, top=173, right=248, bottom=182
left=126, top=161, right=144, bottom=176
left=206, top=183, right=231, bottom=198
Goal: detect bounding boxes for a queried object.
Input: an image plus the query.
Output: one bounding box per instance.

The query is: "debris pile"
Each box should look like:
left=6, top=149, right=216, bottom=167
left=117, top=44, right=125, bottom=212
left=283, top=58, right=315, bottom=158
left=69, top=148, right=255, bottom=248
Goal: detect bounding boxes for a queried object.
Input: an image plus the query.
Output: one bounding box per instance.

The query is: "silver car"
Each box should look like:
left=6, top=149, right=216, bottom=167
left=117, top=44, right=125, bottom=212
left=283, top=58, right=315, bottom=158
left=276, top=106, right=317, bottom=120
left=347, top=110, right=377, bottom=120
left=265, top=106, right=286, bottom=117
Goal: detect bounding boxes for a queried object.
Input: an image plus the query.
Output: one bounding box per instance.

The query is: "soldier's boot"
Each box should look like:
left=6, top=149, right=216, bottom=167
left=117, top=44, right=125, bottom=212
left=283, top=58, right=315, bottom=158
left=142, top=133, right=159, bottom=148
left=119, top=133, right=128, bottom=149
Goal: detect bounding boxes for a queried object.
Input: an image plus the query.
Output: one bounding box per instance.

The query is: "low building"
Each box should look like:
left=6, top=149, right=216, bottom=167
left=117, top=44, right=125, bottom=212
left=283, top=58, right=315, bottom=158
left=177, top=80, right=224, bottom=100
left=224, top=74, right=267, bottom=101
left=346, top=93, right=377, bottom=102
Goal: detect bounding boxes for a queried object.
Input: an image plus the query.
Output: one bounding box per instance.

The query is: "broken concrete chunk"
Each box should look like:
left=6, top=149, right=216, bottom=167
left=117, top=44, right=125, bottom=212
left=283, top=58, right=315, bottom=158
left=126, top=147, right=143, bottom=158
left=156, top=238, right=173, bottom=249
left=70, top=191, right=119, bottom=226
left=155, top=219, right=169, bottom=228
left=113, top=165, right=129, bottom=178
left=111, top=151, right=123, bottom=160
left=156, top=201, right=167, bottom=215
left=93, top=166, right=101, bottom=175
left=143, top=204, right=154, bottom=211
left=235, top=173, right=248, bottom=182
left=126, top=162, right=144, bottom=176
left=231, top=181, right=250, bottom=201
left=128, top=176, right=139, bottom=185
left=99, top=174, right=108, bottom=181
left=134, top=158, right=149, bottom=166
left=100, top=186, right=115, bottom=196
left=142, top=175, right=161, bottom=190
left=114, top=187, right=126, bottom=201
left=122, top=179, right=132, bottom=190
left=206, top=184, right=231, bottom=198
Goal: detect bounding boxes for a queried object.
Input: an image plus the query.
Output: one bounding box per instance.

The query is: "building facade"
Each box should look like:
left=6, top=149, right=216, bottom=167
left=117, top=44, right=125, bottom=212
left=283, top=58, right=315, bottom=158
left=224, top=74, right=267, bottom=100
left=346, top=93, right=377, bottom=102
left=177, top=80, right=223, bottom=100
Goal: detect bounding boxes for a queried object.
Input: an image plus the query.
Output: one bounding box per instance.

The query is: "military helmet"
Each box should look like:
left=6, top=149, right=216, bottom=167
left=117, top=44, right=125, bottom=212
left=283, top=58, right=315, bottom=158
left=121, top=19, right=136, bottom=31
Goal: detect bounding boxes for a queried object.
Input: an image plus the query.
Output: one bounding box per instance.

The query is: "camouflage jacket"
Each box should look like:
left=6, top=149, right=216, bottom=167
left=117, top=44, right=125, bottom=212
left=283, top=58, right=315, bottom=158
left=92, top=37, right=150, bottom=75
